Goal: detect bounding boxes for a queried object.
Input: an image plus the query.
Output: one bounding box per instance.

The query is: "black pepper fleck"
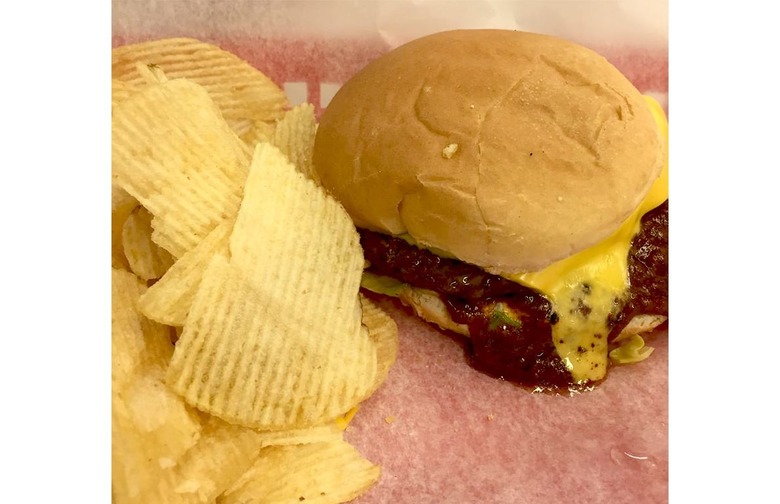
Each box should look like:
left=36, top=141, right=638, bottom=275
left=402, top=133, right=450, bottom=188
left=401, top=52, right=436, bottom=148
left=574, top=298, right=592, bottom=317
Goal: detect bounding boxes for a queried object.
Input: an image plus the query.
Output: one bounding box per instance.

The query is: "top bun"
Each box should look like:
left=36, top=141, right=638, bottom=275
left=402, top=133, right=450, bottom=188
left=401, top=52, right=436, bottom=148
left=313, top=30, right=665, bottom=274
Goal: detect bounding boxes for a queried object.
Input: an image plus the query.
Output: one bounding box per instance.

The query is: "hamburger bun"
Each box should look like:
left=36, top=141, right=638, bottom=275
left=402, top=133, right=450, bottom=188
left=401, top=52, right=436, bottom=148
left=313, top=29, right=665, bottom=273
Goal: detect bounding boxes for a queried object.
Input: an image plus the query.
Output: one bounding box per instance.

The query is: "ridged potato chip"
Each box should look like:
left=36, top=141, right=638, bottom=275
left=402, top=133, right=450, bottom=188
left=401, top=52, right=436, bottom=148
left=112, top=78, right=142, bottom=110
left=237, top=118, right=277, bottom=149
left=122, top=206, right=176, bottom=281
left=112, top=78, right=250, bottom=258
left=269, top=103, right=319, bottom=182
left=218, top=439, right=380, bottom=504
left=112, top=185, right=138, bottom=271
left=359, top=295, right=399, bottom=396
left=138, top=219, right=233, bottom=327
left=257, top=422, right=343, bottom=448
left=167, top=144, right=378, bottom=429
left=112, top=38, right=288, bottom=134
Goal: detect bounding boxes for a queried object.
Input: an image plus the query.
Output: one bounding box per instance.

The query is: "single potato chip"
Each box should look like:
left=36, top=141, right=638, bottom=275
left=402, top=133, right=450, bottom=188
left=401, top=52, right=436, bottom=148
left=238, top=118, right=277, bottom=150
left=112, top=78, right=143, bottom=110
left=122, top=206, right=176, bottom=281
left=217, top=439, right=380, bottom=504
left=112, top=38, right=288, bottom=134
left=167, top=143, right=378, bottom=429
left=112, top=269, right=202, bottom=503
left=167, top=254, right=375, bottom=429
left=112, top=78, right=251, bottom=258
left=138, top=219, right=233, bottom=327
left=112, top=268, right=173, bottom=390
left=359, top=295, right=399, bottom=396
left=269, top=103, right=319, bottom=182
left=112, top=185, right=139, bottom=271
left=256, top=421, right=343, bottom=449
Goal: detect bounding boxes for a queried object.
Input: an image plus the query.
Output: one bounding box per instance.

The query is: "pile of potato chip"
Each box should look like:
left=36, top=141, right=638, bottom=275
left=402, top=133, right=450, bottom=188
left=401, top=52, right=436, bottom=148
left=112, top=38, right=398, bottom=503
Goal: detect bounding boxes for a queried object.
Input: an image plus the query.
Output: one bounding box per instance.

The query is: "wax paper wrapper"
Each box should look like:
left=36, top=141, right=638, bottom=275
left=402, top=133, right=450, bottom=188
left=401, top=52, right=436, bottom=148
left=113, top=1, right=668, bottom=502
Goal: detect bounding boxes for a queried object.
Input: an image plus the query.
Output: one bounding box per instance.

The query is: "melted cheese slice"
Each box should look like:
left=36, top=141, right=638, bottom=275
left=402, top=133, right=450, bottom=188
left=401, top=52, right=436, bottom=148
left=506, top=96, right=669, bottom=384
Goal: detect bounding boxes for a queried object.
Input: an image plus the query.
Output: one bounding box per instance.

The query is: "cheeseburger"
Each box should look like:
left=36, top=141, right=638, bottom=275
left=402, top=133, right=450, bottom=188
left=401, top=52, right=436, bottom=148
left=312, top=30, right=668, bottom=391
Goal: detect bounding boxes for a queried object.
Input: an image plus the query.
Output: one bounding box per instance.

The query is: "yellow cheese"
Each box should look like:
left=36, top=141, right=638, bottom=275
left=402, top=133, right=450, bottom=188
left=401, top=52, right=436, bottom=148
left=506, top=96, right=668, bottom=383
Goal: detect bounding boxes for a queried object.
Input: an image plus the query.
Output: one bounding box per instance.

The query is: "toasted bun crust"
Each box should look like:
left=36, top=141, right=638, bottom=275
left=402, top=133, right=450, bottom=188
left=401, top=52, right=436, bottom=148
left=313, top=30, right=664, bottom=273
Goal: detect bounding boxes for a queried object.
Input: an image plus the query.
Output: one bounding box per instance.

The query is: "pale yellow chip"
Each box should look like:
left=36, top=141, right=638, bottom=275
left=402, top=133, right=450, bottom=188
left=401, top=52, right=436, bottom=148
left=269, top=103, right=319, bottom=182
left=359, top=295, right=399, bottom=396
left=238, top=118, right=277, bottom=149
left=112, top=185, right=139, bottom=271
left=168, top=254, right=375, bottom=429
left=112, top=268, right=173, bottom=390
left=218, top=439, right=380, bottom=504
left=138, top=219, right=233, bottom=327
left=167, top=143, right=378, bottom=429
left=112, top=78, right=143, bottom=110
left=112, top=269, right=202, bottom=503
left=112, top=78, right=251, bottom=258
left=114, top=366, right=203, bottom=466
left=122, top=206, right=176, bottom=281
left=112, top=38, right=288, bottom=133
left=256, top=421, right=343, bottom=449
left=126, top=415, right=343, bottom=504
left=151, top=417, right=266, bottom=503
